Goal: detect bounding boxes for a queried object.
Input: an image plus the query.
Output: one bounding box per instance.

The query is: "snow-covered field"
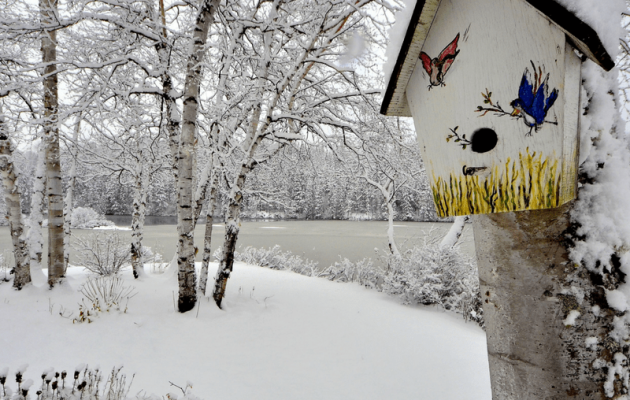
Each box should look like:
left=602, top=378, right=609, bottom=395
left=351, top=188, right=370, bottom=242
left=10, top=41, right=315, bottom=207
left=1, top=263, right=491, bottom=399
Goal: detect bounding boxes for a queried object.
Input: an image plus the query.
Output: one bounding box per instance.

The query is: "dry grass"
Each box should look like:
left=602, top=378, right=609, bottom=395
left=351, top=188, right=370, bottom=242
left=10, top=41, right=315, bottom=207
left=431, top=149, right=564, bottom=217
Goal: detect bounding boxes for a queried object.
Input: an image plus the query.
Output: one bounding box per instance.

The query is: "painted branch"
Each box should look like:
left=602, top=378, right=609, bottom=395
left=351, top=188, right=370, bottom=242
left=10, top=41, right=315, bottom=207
left=41, top=0, right=65, bottom=287
left=176, top=0, right=219, bottom=313
left=473, top=202, right=608, bottom=398
left=0, top=112, right=31, bottom=289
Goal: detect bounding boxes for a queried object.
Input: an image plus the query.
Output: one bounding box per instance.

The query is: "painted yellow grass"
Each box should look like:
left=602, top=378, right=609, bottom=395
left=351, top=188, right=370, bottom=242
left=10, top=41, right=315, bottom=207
left=431, top=150, right=565, bottom=217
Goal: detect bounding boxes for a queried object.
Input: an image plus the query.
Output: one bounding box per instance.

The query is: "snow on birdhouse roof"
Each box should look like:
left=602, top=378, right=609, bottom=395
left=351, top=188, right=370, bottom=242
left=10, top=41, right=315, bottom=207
left=381, top=0, right=615, bottom=117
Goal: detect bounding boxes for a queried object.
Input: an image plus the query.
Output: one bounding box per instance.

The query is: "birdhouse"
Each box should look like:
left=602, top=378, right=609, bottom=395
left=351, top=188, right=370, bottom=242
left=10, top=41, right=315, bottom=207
left=381, top=0, right=614, bottom=217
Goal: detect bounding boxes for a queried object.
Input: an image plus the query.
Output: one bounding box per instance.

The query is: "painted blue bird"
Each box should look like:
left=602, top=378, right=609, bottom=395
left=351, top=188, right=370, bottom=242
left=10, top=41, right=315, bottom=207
left=510, top=64, right=559, bottom=135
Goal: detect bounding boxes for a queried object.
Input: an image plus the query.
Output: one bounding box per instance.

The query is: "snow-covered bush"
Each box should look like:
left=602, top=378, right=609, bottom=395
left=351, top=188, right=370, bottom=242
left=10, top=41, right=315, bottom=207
left=318, top=258, right=382, bottom=289
left=214, top=245, right=319, bottom=276
left=71, top=207, right=114, bottom=229
left=220, top=243, right=482, bottom=326
left=0, top=365, right=132, bottom=400
left=381, top=241, right=482, bottom=325
left=140, top=246, right=166, bottom=268
left=0, top=250, right=11, bottom=283
left=72, top=232, right=131, bottom=276
left=74, top=276, right=137, bottom=323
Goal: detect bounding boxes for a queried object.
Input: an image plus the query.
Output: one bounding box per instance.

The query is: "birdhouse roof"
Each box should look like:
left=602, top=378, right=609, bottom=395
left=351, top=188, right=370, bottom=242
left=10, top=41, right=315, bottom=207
left=380, top=0, right=615, bottom=117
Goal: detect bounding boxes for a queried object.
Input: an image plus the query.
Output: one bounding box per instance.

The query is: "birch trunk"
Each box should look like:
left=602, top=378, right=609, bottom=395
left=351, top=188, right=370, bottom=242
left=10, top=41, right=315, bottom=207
left=198, top=167, right=219, bottom=295
left=63, top=118, right=80, bottom=268
left=212, top=142, right=261, bottom=307
left=473, top=202, right=608, bottom=398
left=130, top=169, right=149, bottom=278
left=385, top=194, right=400, bottom=257
left=440, top=215, right=470, bottom=248
left=176, top=0, right=219, bottom=313
left=212, top=0, right=356, bottom=307
left=0, top=112, right=31, bottom=289
left=41, top=0, right=65, bottom=286
left=155, top=0, right=180, bottom=182
left=27, top=140, right=46, bottom=275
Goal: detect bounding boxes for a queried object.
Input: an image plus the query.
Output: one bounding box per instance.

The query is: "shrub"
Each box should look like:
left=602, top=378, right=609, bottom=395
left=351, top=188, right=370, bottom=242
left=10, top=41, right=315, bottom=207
left=219, top=242, right=483, bottom=327
left=381, top=239, right=483, bottom=326
left=72, top=232, right=131, bottom=276
left=71, top=207, right=115, bottom=229
left=74, top=276, right=137, bottom=323
left=0, top=250, right=11, bottom=283
left=0, top=365, right=133, bottom=400
left=236, top=245, right=319, bottom=275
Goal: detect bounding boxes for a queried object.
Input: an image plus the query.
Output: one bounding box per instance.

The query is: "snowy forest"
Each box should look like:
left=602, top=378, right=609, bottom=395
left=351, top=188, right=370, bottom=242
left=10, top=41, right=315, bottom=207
left=2, top=143, right=436, bottom=221
left=4, top=0, right=630, bottom=398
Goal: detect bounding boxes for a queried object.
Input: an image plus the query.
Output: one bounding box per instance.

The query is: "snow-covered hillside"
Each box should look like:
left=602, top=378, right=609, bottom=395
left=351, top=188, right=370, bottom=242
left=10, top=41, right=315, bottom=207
left=0, top=263, right=491, bottom=399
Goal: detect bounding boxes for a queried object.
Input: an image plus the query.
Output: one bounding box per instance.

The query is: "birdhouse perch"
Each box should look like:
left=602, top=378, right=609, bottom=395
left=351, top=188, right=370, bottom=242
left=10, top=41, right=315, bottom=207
left=381, top=0, right=613, bottom=217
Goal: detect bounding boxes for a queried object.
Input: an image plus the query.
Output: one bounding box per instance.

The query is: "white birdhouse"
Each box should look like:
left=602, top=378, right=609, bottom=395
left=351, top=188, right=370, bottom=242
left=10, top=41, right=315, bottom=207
left=381, top=0, right=614, bottom=217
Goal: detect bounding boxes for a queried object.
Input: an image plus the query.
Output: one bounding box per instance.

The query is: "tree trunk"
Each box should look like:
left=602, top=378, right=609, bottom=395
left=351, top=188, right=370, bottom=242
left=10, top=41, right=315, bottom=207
left=176, top=0, right=219, bottom=313
left=212, top=192, right=242, bottom=308
left=472, top=202, right=608, bottom=398
left=130, top=169, right=148, bottom=278
left=41, top=0, right=65, bottom=287
left=0, top=112, right=31, bottom=289
left=212, top=150, right=260, bottom=307
left=155, top=17, right=180, bottom=181
left=63, top=117, right=80, bottom=268
left=199, top=168, right=219, bottom=295
left=440, top=215, right=470, bottom=248
left=385, top=188, right=400, bottom=257
left=27, top=140, right=46, bottom=276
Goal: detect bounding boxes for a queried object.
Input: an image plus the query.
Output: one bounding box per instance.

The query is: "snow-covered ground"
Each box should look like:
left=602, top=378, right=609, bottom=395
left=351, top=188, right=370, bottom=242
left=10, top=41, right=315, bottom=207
left=0, top=263, right=491, bottom=399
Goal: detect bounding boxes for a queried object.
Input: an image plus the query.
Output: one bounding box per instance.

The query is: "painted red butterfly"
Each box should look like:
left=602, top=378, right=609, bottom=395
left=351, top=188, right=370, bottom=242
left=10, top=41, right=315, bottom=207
left=420, top=33, right=460, bottom=89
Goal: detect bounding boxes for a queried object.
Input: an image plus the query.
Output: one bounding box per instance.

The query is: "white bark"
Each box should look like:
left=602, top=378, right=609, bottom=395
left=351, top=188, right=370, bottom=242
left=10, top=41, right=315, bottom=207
left=63, top=118, right=80, bottom=269
left=176, top=0, right=219, bottom=313
left=199, top=165, right=219, bottom=296
left=130, top=165, right=149, bottom=279
left=0, top=111, right=31, bottom=289
left=440, top=215, right=470, bottom=248
left=27, top=139, right=46, bottom=277
left=41, top=0, right=65, bottom=286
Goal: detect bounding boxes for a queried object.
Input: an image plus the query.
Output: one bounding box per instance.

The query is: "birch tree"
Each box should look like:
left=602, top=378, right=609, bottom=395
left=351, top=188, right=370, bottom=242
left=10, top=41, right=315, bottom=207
left=0, top=108, right=31, bottom=289
left=40, top=0, right=66, bottom=287
left=208, top=0, right=396, bottom=307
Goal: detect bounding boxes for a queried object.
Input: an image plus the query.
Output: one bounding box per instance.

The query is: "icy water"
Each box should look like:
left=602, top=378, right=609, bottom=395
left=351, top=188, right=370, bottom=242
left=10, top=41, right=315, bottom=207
left=0, top=219, right=475, bottom=269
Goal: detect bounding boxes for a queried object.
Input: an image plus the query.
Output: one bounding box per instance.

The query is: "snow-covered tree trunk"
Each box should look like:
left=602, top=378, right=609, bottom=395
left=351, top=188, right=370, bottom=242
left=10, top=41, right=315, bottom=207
left=440, top=215, right=469, bottom=248
left=212, top=14, right=275, bottom=307
left=130, top=167, right=149, bottom=279
left=384, top=186, right=400, bottom=258
left=41, top=0, right=65, bottom=287
left=154, top=0, right=180, bottom=181
left=27, top=140, right=46, bottom=275
left=473, top=202, right=609, bottom=397
left=212, top=172, right=247, bottom=307
left=198, top=167, right=218, bottom=296
left=0, top=111, right=31, bottom=289
left=361, top=177, right=401, bottom=257
left=63, top=118, right=80, bottom=268
left=176, top=0, right=219, bottom=313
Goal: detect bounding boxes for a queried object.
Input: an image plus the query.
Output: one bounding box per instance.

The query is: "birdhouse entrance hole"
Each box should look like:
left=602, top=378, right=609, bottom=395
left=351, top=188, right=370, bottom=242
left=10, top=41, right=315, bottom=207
left=471, top=128, right=498, bottom=153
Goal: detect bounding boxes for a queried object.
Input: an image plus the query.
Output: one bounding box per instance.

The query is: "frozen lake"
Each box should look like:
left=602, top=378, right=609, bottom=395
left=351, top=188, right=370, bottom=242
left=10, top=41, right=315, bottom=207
left=0, top=219, right=475, bottom=269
